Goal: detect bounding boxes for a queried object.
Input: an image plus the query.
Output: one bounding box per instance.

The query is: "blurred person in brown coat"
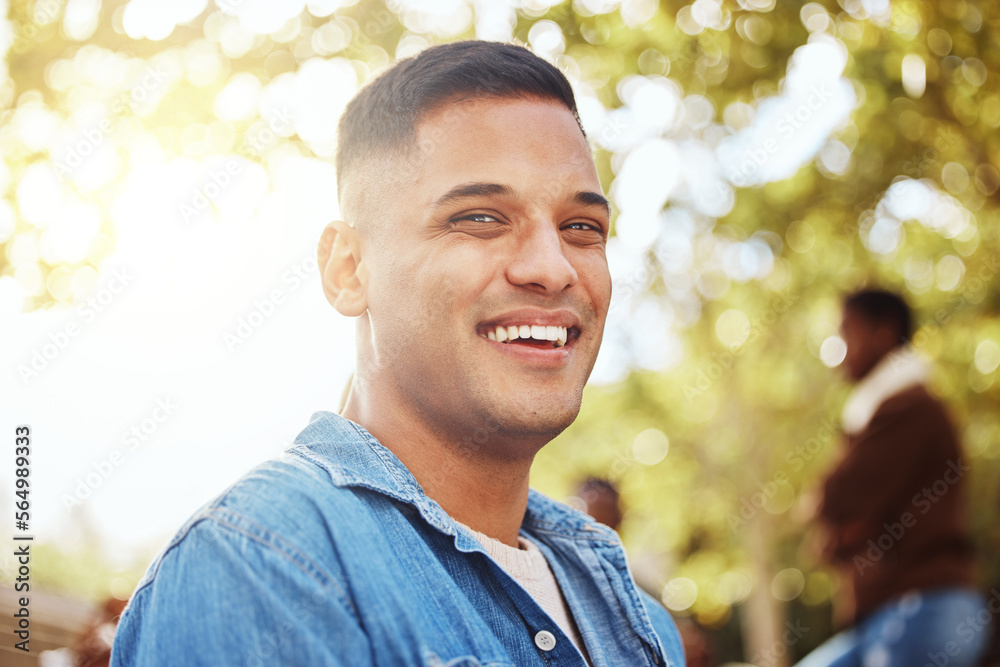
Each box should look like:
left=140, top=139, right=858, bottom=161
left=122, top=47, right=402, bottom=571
left=796, top=288, right=988, bottom=667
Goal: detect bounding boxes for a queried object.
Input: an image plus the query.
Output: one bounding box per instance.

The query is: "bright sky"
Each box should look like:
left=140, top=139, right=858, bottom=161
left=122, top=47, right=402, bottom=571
left=0, top=0, right=878, bottom=566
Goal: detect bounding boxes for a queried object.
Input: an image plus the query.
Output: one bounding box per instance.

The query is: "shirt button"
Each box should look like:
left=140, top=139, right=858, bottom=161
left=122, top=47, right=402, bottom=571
left=534, top=630, right=557, bottom=651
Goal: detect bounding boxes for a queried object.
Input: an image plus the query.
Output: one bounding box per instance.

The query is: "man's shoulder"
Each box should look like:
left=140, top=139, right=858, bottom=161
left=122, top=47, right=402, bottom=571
left=132, top=453, right=340, bottom=578
left=636, top=588, right=686, bottom=666
left=881, top=383, right=940, bottom=409
left=874, top=384, right=952, bottom=429
left=200, top=410, right=408, bottom=531
left=205, top=450, right=352, bottom=528
left=113, top=449, right=373, bottom=666
left=131, top=415, right=394, bottom=598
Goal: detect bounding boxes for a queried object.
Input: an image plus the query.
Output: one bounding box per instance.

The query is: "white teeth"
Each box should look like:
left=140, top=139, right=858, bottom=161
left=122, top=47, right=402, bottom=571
left=484, top=324, right=571, bottom=347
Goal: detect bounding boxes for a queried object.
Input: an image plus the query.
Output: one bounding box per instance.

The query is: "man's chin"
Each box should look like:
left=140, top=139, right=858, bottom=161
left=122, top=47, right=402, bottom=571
left=491, top=393, right=581, bottom=441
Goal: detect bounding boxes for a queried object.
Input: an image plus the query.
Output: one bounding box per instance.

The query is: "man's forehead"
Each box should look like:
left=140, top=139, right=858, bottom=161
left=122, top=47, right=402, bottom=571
left=415, top=96, right=590, bottom=157
left=340, top=97, right=599, bottom=229
left=411, top=98, right=599, bottom=194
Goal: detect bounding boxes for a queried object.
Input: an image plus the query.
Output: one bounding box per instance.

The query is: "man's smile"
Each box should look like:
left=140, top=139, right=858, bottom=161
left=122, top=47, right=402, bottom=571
left=475, top=308, right=582, bottom=349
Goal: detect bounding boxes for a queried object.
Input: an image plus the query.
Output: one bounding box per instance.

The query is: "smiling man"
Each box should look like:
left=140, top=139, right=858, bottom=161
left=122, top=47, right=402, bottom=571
left=112, top=41, right=684, bottom=666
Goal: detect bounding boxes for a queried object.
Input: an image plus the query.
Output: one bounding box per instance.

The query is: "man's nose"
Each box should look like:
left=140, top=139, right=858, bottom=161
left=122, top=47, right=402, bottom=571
left=504, top=221, right=578, bottom=294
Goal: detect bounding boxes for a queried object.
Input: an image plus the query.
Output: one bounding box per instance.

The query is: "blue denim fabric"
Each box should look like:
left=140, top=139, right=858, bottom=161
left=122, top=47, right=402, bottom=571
left=111, top=411, right=685, bottom=666
left=794, top=588, right=992, bottom=667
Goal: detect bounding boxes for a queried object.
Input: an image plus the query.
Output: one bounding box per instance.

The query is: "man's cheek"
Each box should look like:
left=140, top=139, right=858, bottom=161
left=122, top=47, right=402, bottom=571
left=592, top=264, right=613, bottom=317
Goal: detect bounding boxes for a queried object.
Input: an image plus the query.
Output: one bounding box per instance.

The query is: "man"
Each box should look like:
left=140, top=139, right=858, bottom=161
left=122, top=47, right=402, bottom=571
left=796, top=289, right=986, bottom=666
left=577, top=477, right=623, bottom=531
left=112, top=41, right=684, bottom=666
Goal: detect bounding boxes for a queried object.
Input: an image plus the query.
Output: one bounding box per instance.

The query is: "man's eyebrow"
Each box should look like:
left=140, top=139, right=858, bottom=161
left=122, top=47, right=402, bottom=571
left=433, top=182, right=611, bottom=216
left=574, top=191, right=611, bottom=215
left=434, top=182, right=515, bottom=208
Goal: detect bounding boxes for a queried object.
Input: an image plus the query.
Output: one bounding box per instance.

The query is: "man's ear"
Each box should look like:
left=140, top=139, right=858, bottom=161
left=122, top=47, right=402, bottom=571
left=317, top=220, right=367, bottom=317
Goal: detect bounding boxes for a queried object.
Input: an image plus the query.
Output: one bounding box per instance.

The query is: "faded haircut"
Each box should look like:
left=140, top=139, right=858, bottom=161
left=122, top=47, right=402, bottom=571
left=335, top=40, right=585, bottom=203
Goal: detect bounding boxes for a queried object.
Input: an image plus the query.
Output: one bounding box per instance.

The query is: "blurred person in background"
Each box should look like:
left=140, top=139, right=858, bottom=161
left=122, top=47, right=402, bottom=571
left=577, top=476, right=623, bottom=531
left=37, top=597, right=127, bottom=667
left=675, top=618, right=714, bottom=667
left=110, top=41, right=684, bottom=666
left=576, top=476, right=715, bottom=664
left=73, top=598, right=127, bottom=667
left=796, top=288, right=988, bottom=666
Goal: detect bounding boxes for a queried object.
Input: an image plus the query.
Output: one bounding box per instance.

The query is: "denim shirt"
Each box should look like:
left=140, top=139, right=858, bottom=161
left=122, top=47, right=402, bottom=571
left=112, top=411, right=685, bottom=666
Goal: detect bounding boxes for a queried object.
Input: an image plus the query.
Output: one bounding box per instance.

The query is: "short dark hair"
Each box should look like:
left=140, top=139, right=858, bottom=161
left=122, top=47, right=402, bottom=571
left=579, top=476, right=619, bottom=500
left=844, top=288, right=913, bottom=343
left=335, top=40, right=583, bottom=195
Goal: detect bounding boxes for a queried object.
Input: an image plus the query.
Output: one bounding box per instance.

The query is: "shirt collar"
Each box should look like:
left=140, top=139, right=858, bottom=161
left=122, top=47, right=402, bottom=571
left=288, top=410, right=619, bottom=546
left=841, top=344, right=928, bottom=435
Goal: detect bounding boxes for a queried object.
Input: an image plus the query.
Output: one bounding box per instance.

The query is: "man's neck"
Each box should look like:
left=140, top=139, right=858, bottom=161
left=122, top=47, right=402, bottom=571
left=342, top=393, right=536, bottom=548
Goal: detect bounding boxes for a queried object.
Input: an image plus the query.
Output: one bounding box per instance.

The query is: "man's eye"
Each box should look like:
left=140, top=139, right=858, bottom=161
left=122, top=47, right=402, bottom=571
left=448, top=213, right=506, bottom=237
left=565, top=221, right=605, bottom=234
